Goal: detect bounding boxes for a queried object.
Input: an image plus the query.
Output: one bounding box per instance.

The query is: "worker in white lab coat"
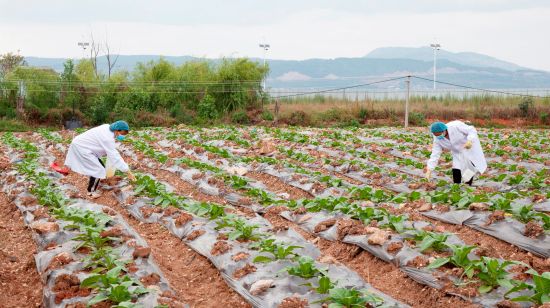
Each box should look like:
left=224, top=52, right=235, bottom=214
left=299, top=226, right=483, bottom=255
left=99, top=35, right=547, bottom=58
left=425, top=121, right=487, bottom=185
left=65, top=120, right=136, bottom=198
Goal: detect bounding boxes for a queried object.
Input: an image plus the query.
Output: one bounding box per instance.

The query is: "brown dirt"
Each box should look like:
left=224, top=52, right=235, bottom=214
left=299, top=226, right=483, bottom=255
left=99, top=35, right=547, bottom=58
left=175, top=212, right=194, bottom=227
left=486, top=210, right=505, bottom=225
left=246, top=171, right=313, bottom=200
left=186, top=229, right=206, bottom=241
left=313, top=218, right=337, bottom=233
left=52, top=274, right=91, bottom=304
left=386, top=242, right=404, bottom=254
left=47, top=252, right=74, bottom=270
left=406, top=256, right=429, bottom=268
left=0, top=192, right=44, bottom=308
left=262, top=206, right=476, bottom=308
left=140, top=273, right=161, bottom=286
left=524, top=220, right=544, bottom=238
left=58, top=172, right=250, bottom=307
left=496, top=300, right=522, bottom=308
left=233, top=263, right=257, bottom=279
left=279, top=296, right=309, bottom=308
left=99, top=225, right=123, bottom=238
left=211, top=241, right=232, bottom=256
left=141, top=206, right=163, bottom=218
left=394, top=201, right=550, bottom=273
left=132, top=246, right=152, bottom=258
left=231, top=252, right=250, bottom=262
left=337, top=218, right=367, bottom=240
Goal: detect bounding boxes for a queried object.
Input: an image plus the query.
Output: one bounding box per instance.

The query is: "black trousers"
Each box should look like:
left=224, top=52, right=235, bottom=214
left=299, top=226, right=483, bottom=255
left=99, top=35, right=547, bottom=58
left=87, top=158, right=105, bottom=193
left=452, top=168, right=473, bottom=185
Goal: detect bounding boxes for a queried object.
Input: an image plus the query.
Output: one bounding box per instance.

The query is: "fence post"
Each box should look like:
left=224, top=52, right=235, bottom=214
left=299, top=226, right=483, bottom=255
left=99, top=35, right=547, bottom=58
left=274, top=99, right=280, bottom=123
left=16, top=80, right=26, bottom=118
left=404, top=76, right=410, bottom=128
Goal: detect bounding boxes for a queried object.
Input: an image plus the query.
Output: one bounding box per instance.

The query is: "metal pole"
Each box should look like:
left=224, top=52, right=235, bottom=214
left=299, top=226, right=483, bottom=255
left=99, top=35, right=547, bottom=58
left=405, top=76, right=410, bottom=128
left=264, top=47, right=267, bottom=92
left=433, top=48, right=436, bottom=90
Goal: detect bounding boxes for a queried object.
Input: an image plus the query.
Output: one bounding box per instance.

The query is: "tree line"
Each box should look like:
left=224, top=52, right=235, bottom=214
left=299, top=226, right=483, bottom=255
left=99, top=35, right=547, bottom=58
left=0, top=53, right=269, bottom=127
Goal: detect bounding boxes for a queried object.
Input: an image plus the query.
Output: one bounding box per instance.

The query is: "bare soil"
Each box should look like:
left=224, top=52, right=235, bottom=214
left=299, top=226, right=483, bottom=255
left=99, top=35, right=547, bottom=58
left=211, top=240, right=232, bottom=256
left=263, top=206, right=477, bottom=308
left=232, top=263, right=257, bottom=279
left=279, top=296, right=309, bottom=308
left=52, top=274, right=91, bottom=304
left=0, top=192, right=44, bottom=308
left=246, top=171, right=313, bottom=200
left=58, top=172, right=250, bottom=308
left=389, top=203, right=550, bottom=273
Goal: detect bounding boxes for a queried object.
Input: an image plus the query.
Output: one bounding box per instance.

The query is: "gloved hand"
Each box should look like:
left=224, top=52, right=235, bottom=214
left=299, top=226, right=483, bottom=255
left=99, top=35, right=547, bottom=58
left=464, top=140, right=473, bottom=149
left=425, top=169, right=432, bottom=180
left=127, top=170, right=136, bottom=182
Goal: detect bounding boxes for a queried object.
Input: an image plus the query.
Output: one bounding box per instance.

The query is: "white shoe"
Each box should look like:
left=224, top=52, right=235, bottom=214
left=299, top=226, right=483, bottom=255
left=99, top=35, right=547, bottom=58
left=87, top=191, right=102, bottom=199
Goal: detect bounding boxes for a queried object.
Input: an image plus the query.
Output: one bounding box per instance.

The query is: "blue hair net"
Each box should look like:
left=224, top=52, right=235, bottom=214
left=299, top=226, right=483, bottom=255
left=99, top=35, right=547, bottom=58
left=430, top=122, right=447, bottom=134
left=109, top=120, right=130, bottom=131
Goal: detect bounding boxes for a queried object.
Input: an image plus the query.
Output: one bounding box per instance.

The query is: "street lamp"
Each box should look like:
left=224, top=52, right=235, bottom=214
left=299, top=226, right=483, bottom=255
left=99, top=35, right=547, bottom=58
left=78, top=42, right=90, bottom=59
left=430, top=43, right=441, bottom=90
left=259, top=43, right=270, bottom=90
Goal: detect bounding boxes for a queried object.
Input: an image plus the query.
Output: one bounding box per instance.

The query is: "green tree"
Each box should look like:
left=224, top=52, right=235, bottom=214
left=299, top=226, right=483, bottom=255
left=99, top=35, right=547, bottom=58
left=0, top=52, right=26, bottom=79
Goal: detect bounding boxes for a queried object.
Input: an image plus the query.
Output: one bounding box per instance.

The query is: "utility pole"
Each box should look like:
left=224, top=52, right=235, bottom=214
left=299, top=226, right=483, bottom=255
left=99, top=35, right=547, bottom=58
left=404, top=76, right=411, bottom=128
left=259, top=43, right=270, bottom=91
left=430, top=43, right=441, bottom=90
left=16, top=80, right=25, bottom=118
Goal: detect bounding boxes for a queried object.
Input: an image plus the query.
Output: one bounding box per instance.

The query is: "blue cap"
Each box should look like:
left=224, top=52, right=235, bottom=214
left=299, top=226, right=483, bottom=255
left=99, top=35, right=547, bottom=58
left=430, top=122, right=447, bottom=134
left=109, top=120, right=130, bottom=132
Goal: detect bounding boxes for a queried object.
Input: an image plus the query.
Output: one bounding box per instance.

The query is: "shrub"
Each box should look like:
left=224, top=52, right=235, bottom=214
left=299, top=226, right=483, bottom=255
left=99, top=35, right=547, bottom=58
left=518, top=97, right=534, bottom=117
left=408, top=112, right=426, bottom=126
left=339, top=119, right=360, bottom=128
left=197, top=94, right=218, bottom=120
left=88, top=94, right=114, bottom=125
left=286, top=111, right=310, bottom=126
left=540, top=112, right=549, bottom=125
left=43, top=108, right=85, bottom=126
left=261, top=110, right=274, bottom=121
left=231, top=110, right=250, bottom=124
left=0, top=102, right=17, bottom=118
left=170, top=104, right=194, bottom=124
left=0, top=118, right=30, bottom=131
left=358, top=108, right=368, bottom=120
left=135, top=109, right=176, bottom=127
left=319, top=108, right=343, bottom=122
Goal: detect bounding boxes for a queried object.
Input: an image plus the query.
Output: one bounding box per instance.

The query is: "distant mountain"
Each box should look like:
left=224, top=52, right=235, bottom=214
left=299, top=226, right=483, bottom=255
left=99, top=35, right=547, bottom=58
left=365, top=46, right=525, bottom=72
left=24, top=48, right=550, bottom=89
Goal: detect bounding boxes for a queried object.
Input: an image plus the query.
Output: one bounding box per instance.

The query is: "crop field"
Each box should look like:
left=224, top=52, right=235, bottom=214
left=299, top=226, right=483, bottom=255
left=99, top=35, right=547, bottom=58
left=0, top=126, right=549, bottom=308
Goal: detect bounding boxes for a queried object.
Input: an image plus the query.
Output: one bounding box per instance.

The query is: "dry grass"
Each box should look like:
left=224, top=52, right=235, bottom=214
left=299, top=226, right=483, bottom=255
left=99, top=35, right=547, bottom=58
left=269, top=96, right=550, bottom=127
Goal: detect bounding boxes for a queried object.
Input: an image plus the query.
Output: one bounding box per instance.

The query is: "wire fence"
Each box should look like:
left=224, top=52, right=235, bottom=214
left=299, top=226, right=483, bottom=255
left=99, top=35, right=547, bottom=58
left=268, top=76, right=550, bottom=101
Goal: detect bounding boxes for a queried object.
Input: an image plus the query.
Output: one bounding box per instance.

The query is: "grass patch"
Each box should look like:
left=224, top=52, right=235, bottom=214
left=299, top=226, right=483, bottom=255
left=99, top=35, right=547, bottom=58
left=0, top=118, right=32, bottom=132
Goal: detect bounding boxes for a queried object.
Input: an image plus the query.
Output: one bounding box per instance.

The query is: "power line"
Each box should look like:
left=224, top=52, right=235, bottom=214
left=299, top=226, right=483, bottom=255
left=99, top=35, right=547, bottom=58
left=2, top=74, right=549, bottom=99
left=411, top=76, right=550, bottom=99
left=271, top=76, right=408, bottom=99
left=1, top=88, right=262, bottom=94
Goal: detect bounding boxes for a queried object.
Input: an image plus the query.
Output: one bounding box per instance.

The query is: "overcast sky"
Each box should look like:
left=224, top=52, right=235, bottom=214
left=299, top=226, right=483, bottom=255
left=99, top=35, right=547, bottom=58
left=1, top=0, right=549, bottom=70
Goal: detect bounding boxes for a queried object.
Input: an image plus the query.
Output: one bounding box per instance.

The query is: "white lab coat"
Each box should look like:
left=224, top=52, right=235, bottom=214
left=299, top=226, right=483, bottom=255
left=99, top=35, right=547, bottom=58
left=65, top=124, right=129, bottom=179
left=427, top=120, right=487, bottom=174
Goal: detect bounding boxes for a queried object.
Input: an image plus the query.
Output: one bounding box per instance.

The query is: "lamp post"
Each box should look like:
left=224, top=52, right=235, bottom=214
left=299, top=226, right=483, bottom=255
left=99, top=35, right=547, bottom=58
left=259, top=43, right=270, bottom=90
left=430, top=43, right=441, bottom=90
left=78, top=42, right=90, bottom=57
